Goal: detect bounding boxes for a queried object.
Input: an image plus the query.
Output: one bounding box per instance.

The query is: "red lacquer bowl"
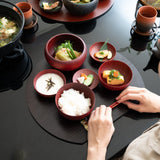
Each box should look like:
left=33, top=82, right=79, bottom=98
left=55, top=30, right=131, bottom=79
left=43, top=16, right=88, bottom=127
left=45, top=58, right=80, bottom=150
left=98, top=60, right=132, bottom=91
left=45, top=33, right=87, bottom=71
left=89, top=41, right=116, bottom=63
left=33, top=69, right=66, bottom=97
left=72, top=68, right=99, bottom=90
left=55, top=83, right=95, bottom=120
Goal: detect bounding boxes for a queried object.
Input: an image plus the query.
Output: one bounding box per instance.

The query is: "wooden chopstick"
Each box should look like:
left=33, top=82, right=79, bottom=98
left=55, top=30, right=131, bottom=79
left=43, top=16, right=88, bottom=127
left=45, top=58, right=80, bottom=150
left=109, top=101, right=119, bottom=109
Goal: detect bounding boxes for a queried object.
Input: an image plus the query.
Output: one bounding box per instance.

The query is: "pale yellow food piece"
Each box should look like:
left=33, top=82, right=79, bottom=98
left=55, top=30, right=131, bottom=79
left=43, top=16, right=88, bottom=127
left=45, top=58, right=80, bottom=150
left=102, top=70, right=110, bottom=78
left=80, top=119, right=88, bottom=131
left=102, top=70, right=124, bottom=85
left=107, top=51, right=112, bottom=59
left=94, top=50, right=109, bottom=59
left=55, top=48, right=81, bottom=61
left=55, top=48, right=71, bottom=61
left=107, top=76, right=124, bottom=85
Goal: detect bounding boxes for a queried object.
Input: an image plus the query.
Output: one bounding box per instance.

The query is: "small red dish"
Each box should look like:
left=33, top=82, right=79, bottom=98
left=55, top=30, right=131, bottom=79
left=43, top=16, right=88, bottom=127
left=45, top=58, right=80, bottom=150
left=55, top=83, right=95, bottom=120
left=72, top=68, right=99, bottom=89
left=89, top=41, right=116, bottom=63
left=33, top=69, right=66, bottom=97
left=98, top=60, right=132, bottom=91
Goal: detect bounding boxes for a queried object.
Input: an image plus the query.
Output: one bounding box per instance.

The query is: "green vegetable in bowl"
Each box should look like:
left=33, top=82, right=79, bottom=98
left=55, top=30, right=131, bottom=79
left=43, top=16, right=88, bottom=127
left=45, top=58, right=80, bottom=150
left=55, top=41, right=81, bottom=61
left=84, top=74, right=94, bottom=86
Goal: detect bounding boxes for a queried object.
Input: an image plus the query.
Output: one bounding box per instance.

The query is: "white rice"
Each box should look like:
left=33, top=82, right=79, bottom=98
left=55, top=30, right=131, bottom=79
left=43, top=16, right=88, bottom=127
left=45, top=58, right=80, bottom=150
left=58, top=88, right=91, bottom=116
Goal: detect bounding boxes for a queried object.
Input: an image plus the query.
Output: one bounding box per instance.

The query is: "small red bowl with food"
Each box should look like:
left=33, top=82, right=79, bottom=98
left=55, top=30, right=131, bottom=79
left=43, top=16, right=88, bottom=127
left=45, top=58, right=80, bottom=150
left=45, top=33, right=87, bottom=71
left=89, top=41, right=116, bottom=63
left=72, top=68, right=99, bottom=90
left=55, top=83, right=95, bottom=120
left=33, top=69, right=66, bottom=97
left=98, top=60, right=132, bottom=91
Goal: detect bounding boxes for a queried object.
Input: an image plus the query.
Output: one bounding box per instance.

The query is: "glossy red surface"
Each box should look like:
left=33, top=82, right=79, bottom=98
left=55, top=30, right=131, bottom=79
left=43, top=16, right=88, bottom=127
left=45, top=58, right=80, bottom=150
left=45, top=33, right=87, bottom=71
left=27, top=0, right=114, bottom=23
left=33, top=69, right=66, bottom=97
left=98, top=60, right=132, bottom=91
left=55, top=83, right=95, bottom=120
left=72, top=68, right=99, bottom=89
left=89, top=41, right=116, bottom=63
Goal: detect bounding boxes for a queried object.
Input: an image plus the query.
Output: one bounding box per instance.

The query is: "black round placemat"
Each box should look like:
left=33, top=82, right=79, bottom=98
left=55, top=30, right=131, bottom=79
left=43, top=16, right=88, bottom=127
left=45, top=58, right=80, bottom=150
left=26, top=52, right=145, bottom=144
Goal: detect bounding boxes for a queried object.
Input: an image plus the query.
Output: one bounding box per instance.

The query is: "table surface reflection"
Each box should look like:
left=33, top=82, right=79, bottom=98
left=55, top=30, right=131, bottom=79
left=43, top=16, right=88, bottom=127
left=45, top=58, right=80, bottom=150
left=0, top=0, right=160, bottom=159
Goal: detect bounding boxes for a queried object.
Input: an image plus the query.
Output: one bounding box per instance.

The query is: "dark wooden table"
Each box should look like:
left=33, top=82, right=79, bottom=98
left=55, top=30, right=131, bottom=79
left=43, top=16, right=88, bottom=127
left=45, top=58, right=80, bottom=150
left=0, top=0, right=160, bottom=159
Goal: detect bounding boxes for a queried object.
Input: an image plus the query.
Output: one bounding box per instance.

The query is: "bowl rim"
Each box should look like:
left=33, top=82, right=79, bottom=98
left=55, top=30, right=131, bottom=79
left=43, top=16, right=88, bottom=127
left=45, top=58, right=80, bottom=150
left=55, top=82, right=95, bottom=120
left=89, top=41, right=116, bottom=63
left=98, top=60, right=133, bottom=90
left=64, top=0, right=98, bottom=6
left=45, top=33, right=87, bottom=64
left=33, top=69, right=66, bottom=97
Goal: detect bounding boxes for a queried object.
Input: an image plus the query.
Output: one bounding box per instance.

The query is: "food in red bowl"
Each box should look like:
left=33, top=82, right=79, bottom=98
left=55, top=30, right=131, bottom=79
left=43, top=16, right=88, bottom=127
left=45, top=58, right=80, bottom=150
left=33, top=69, right=66, bottom=97
left=55, top=83, right=95, bottom=120
left=89, top=41, right=116, bottom=63
left=98, top=60, right=132, bottom=91
left=45, top=33, right=87, bottom=71
left=72, top=68, right=99, bottom=89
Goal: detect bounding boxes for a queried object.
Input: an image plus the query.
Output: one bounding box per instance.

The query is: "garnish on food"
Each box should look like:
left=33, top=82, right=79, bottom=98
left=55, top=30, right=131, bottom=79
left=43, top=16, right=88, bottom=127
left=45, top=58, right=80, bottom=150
left=45, top=77, right=55, bottom=91
left=102, top=69, right=124, bottom=85
left=77, top=73, right=94, bottom=86
left=42, top=2, right=60, bottom=10
left=55, top=40, right=81, bottom=61
left=94, top=39, right=112, bottom=60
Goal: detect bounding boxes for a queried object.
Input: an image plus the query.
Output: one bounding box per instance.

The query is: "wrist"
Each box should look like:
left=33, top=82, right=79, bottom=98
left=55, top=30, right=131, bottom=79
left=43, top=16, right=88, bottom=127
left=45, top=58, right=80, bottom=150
left=156, top=95, right=160, bottom=113
left=87, top=145, right=107, bottom=160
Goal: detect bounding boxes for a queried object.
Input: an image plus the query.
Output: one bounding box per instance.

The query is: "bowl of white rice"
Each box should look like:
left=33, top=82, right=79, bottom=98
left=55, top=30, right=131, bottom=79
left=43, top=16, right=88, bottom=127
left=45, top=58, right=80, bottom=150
left=55, top=83, right=95, bottom=120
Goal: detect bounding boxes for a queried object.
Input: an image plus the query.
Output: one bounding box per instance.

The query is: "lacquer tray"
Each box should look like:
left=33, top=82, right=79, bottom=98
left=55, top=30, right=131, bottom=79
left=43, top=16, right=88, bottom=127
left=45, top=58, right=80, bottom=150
left=25, top=25, right=145, bottom=144
left=26, top=53, right=144, bottom=144
left=27, top=0, right=114, bottom=23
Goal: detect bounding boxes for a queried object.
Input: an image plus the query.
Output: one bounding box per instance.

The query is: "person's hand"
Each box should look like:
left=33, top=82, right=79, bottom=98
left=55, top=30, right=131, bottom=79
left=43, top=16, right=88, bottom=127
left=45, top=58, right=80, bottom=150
left=116, top=86, right=160, bottom=113
left=87, top=105, right=115, bottom=160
